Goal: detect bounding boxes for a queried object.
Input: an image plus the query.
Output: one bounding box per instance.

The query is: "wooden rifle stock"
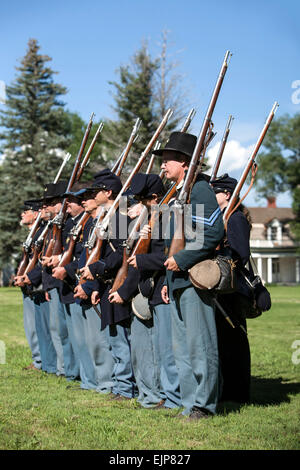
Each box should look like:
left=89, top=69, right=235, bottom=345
left=79, top=110, right=173, bottom=286
left=111, top=181, right=178, bottom=292
left=17, top=214, right=42, bottom=276
left=49, top=113, right=95, bottom=257
left=15, top=152, right=72, bottom=277
left=23, top=220, right=51, bottom=275
left=58, top=212, right=90, bottom=268
left=168, top=126, right=216, bottom=257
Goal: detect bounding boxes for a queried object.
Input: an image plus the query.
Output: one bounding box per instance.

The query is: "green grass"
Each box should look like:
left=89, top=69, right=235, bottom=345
left=0, top=286, right=299, bottom=450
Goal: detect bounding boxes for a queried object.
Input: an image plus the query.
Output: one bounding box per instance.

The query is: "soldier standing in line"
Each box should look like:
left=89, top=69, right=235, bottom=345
left=211, top=174, right=251, bottom=404
left=78, top=169, right=138, bottom=400
left=157, top=132, right=224, bottom=420
left=14, top=201, right=42, bottom=371
left=125, top=173, right=182, bottom=410
left=19, top=198, right=57, bottom=375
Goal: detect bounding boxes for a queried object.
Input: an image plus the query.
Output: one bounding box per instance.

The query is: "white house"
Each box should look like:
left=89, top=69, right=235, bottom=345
left=249, top=199, right=299, bottom=284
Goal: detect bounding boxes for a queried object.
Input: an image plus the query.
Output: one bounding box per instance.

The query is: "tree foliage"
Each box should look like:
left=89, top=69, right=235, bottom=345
left=255, top=113, right=300, bottom=243
left=0, top=38, right=69, bottom=264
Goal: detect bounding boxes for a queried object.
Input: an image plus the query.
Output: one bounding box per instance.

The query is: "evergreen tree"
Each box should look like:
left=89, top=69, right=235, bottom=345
left=105, top=38, right=192, bottom=173
left=0, top=38, right=69, bottom=264
left=104, top=43, right=158, bottom=169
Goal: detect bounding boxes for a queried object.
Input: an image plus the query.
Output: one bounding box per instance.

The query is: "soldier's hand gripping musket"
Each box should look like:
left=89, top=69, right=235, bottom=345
left=16, top=152, right=71, bottom=278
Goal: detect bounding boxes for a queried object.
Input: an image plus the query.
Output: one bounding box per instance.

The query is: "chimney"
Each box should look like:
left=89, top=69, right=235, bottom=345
left=267, top=196, right=277, bottom=208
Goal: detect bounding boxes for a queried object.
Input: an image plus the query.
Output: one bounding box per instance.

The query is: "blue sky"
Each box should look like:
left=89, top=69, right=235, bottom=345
left=1, top=0, right=299, bottom=206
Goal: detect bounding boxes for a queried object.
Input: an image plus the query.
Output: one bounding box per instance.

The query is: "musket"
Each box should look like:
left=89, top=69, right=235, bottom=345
left=158, top=107, right=196, bottom=178
left=82, top=120, right=142, bottom=257
left=210, top=114, right=234, bottom=182
left=168, top=124, right=216, bottom=258
left=48, top=112, right=95, bottom=257
left=79, top=109, right=173, bottom=281
left=16, top=153, right=72, bottom=277
left=114, top=118, right=142, bottom=176
left=114, top=108, right=199, bottom=287
left=110, top=179, right=179, bottom=293
left=79, top=122, right=141, bottom=262
left=223, top=101, right=279, bottom=226
left=75, top=121, right=104, bottom=182
left=110, top=119, right=142, bottom=174
left=23, top=220, right=51, bottom=275
left=168, top=51, right=231, bottom=257
left=146, top=141, right=161, bottom=174
left=56, top=211, right=90, bottom=268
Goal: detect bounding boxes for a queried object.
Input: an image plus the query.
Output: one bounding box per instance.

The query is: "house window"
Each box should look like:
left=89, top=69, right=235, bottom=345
left=267, top=219, right=282, bottom=242
left=271, top=226, right=278, bottom=240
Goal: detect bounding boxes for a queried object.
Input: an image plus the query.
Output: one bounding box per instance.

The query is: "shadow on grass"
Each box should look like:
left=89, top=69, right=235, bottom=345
left=250, top=375, right=300, bottom=405
left=217, top=375, right=300, bottom=415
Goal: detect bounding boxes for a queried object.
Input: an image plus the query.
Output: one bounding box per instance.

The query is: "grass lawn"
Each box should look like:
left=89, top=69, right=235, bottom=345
left=0, top=285, right=299, bottom=451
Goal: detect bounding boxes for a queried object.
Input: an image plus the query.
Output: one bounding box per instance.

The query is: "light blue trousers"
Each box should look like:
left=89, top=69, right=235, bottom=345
left=61, top=303, right=80, bottom=380
left=153, top=303, right=181, bottom=408
left=82, top=305, right=115, bottom=394
left=69, top=302, right=114, bottom=393
left=109, top=321, right=137, bottom=399
left=48, top=288, right=65, bottom=376
left=23, top=293, right=42, bottom=369
left=170, top=286, right=220, bottom=415
left=131, top=314, right=161, bottom=407
left=33, top=292, right=57, bottom=374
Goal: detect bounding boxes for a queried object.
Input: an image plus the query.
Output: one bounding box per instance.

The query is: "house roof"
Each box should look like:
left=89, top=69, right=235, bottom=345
left=248, top=207, right=295, bottom=225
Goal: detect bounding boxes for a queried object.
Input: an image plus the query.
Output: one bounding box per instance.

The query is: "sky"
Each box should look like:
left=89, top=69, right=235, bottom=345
left=1, top=0, right=299, bottom=207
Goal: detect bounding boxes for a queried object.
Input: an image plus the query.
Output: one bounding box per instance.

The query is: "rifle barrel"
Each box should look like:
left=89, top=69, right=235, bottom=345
left=210, top=114, right=234, bottom=182
left=223, top=101, right=279, bottom=223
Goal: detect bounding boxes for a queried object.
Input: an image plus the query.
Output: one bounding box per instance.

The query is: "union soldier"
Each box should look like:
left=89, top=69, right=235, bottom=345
left=127, top=173, right=181, bottom=410
left=78, top=169, right=138, bottom=400
left=14, top=200, right=42, bottom=371
left=211, top=173, right=251, bottom=403
left=50, top=182, right=90, bottom=382
left=155, top=132, right=224, bottom=419
left=20, top=197, right=57, bottom=374
left=23, top=181, right=70, bottom=377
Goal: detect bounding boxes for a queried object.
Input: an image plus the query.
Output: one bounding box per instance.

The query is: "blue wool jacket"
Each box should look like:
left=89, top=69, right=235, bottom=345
left=58, top=212, right=88, bottom=304
left=165, top=174, right=225, bottom=297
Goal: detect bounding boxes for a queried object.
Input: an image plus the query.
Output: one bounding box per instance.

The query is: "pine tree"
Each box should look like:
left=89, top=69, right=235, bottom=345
left=0, top=38, right=69, bottom=265
left=103, top=43, right=159, bottom=169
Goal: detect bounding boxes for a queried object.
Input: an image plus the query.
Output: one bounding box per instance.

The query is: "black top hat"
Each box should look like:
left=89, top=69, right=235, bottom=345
left=83, top=169, right=122, bottom=194
left=29, top=181, right=68, bottom=203
left=211, top=173, right=238, bottom=194
left=130, top=173, right=165, bottom=199
left=152, top=132, right=197, bottom=160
